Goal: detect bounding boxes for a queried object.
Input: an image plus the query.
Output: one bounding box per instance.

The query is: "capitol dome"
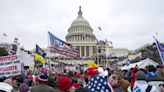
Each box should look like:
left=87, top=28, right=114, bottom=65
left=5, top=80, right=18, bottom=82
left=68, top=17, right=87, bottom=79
left=71, top=7, right=90, bottom=27
left=65, top=6, right=97, bottom=58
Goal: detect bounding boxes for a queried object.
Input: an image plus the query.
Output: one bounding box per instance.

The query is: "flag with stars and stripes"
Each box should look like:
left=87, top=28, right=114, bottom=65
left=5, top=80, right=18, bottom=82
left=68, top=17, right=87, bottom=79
left=98, top=26, right=102, bottom=31
left=48, top=31, right=78, bottom=58
left=86, top=76, right=113, bottom=92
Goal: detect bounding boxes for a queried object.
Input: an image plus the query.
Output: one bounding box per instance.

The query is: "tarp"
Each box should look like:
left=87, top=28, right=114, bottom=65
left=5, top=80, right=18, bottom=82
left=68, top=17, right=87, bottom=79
left=121, top=58, right=159, bottom=70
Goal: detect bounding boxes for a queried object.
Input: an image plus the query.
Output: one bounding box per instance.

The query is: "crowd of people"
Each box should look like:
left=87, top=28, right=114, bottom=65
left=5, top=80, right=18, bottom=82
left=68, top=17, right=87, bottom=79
left=0, top=63, right=164, bottom=92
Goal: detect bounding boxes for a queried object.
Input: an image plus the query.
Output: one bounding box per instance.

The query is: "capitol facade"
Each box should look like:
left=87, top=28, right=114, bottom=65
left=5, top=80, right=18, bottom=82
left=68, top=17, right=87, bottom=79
left=66, top=6, right=97, bottom=58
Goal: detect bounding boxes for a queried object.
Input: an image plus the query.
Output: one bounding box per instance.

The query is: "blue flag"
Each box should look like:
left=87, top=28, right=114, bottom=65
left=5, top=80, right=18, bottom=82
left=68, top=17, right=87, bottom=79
left=155, top=39, right=164, bottom=64
left=86, top=76, right=113, bottom=92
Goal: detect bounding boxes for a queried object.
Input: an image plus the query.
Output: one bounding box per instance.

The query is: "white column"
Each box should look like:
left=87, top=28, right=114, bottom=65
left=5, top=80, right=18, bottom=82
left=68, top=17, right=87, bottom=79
left=89, top=36, right=91, bottom=41
left=90, top=46, right=93, bottom=57
left=79, top=46, right=82, bottom=57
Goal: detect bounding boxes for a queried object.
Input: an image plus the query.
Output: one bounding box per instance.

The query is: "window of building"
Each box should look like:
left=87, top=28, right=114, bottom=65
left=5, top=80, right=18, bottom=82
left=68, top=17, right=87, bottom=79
left=86, top=46, right=89, bottom=57
left=81, top=46, right=84, bottom=56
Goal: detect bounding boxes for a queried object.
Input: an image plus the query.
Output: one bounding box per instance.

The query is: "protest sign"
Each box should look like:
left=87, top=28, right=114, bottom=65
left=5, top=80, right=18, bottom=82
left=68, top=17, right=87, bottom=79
left=0, top=55, right=21, bottom=77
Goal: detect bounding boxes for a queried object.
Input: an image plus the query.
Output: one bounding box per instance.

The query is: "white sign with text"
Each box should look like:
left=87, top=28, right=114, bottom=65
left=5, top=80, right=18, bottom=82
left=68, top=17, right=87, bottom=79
left=0, top=55, right=21, bottom=77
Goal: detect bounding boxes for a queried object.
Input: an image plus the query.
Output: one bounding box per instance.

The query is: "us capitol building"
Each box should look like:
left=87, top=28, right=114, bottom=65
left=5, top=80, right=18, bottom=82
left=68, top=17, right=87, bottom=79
left=65, top=6, right=129, bottom=59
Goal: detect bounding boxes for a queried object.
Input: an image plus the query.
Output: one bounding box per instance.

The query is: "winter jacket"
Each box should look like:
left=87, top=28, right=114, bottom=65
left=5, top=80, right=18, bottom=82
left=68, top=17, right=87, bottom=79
left=118, top=79, right=130, bottom=92
left=30, top=83, right=54, bottom=92
left=147, top=76, right=164, bottom=90
left=127, top=80, right=160, bottom=92
left=146, top=72, right=157, bottom=77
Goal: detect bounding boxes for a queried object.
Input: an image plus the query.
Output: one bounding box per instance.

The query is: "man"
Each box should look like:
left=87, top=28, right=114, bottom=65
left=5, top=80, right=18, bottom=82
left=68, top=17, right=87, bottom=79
left=147, top=67, right=164, bottom=90
left=128, top=71, right=159, bottom=92
left=30, top=74, right=54, bottom=92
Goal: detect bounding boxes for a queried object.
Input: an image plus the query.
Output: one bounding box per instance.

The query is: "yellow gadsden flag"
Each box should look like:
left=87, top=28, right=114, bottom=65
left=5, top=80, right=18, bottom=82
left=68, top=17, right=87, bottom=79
left=87, top=60, right=99, bottom=68
left=34, top=53, right=46, bottom=64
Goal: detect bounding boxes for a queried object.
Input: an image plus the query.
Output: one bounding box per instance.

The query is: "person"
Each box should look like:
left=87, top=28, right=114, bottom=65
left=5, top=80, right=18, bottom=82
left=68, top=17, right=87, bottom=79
left=47, top=72, right=57, bottom=89
left=75, top=87, right=88, bottom=92
left=57, top=76, right=72, bottom=92
left=86, top=74, right=113, bottom=92
left=70, top=83, right=80, bottom=92
left=157, top=68, right=164, bottom=78
left=147, top=67, right=164, bottom=90
left=4, top=78, right=12, bottom=85
left=113, top=70, right=130, bottom=92
left=0, top=82, right=14, bottom=92
left=128, top=71, right=159, bottom=92
left=159, top=84, right=164, bottom=92
left=30, top=74, right=54, bottom=92
left=130, top=66, right=138, bottom=87
left=146, top=65, right=157, bottom=77
left=17, top=76, right=29, bottom=92
left=109, top=74, right=122, bottom=92
left=12, top=77, right=19, bottom=91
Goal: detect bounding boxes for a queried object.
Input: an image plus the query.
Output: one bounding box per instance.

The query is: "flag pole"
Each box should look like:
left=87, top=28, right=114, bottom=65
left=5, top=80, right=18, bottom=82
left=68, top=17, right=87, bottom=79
left=47, top=31, right=51, bottom=71
left=153, top=36, right=164, bottom=65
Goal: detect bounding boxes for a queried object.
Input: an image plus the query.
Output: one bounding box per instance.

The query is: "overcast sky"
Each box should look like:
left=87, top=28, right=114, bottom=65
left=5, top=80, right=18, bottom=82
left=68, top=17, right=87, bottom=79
left=0, top=0, right=164, bottom=50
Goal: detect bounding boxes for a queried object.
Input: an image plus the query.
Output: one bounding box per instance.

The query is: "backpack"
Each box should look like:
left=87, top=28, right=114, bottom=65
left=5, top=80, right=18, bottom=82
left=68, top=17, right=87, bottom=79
left=131, top=85, right=152, bottom=92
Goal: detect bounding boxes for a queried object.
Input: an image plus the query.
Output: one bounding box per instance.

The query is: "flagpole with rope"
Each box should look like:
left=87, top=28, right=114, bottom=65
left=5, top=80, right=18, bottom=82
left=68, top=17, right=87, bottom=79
left=153, top=35, right=164, bottom=65
left=97, top=26, right=102, bottom=65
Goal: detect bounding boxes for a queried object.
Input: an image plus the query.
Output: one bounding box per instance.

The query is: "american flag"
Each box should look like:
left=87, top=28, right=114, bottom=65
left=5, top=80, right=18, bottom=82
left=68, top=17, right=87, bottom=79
left=48, top=31, right=78, bottom=58
left=159, top=43, right=164, bottom=51
left=3, top=33, right=7, bottom=37
left=98, top=26, right=102, bottom=31
left=8, top=44, right=17, bottom=55
left=86, top=76, right=113, bottom=92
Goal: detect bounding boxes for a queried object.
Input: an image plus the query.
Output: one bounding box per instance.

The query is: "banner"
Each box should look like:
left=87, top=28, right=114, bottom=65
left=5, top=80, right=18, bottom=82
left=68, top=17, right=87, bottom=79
left=0, top=55, right=21, bottom=77
left=48, top=31, right=78, bottom=58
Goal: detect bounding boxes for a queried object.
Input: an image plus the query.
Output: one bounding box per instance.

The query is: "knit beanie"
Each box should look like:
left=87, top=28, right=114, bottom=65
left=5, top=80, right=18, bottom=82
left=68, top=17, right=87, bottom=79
left=136, top=71, right=146, bottom=80
left=58, top=76, right=72, bottom=91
